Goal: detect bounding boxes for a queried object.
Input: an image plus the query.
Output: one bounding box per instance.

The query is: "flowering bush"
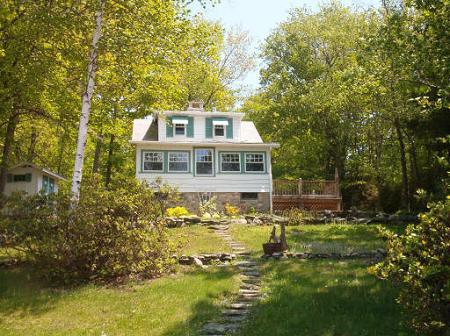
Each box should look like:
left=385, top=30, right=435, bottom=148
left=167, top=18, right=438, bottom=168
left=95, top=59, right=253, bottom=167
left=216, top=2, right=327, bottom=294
left=166, top=206, right=190, bottom=217
left=224, top=203, right=240, bottom=217
left=370, top=197, right=450, bottom=335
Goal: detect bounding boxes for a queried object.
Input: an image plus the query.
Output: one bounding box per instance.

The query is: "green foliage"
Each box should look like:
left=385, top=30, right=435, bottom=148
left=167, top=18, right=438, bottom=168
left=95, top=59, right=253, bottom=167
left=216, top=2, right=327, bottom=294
left=282, top=208, right=307, bottom=226
left=166, top=206, right=190, bottom=218
left=371, top=197, right=450, bottom=334
left=0, top=176, right=176, bottom=284
left=224, top=203, right=240, bottom=217
left=199, top=196, right=218, bottom=218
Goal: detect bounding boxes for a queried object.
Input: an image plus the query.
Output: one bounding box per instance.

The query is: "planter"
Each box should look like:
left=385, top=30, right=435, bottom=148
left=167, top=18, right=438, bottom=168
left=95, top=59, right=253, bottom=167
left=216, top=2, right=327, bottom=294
left=263, top=242, right=284, bottom=255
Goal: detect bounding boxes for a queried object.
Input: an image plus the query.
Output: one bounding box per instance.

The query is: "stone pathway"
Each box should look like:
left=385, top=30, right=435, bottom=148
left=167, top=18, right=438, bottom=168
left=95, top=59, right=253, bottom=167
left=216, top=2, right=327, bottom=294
left=200, top=225, right=261, bottom=336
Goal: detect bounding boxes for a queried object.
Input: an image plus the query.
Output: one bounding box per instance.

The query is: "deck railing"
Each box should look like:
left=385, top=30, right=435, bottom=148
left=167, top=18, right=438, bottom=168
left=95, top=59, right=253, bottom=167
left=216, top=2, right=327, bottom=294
left=272, top=179, right=340, bottom=197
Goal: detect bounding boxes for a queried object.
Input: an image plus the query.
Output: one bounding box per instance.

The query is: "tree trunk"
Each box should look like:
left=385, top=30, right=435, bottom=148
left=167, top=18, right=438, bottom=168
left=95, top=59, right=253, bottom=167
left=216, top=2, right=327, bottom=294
left=0, top=113, right=19, bottom=193
left=71, top=0, right=105, bottom=204
left=407, top=132, right=419, bottom=193
left=92, top=132, right=103, bottom=173
left=105, top=133, right=115, bottom=187
left=394, top=117, right=410, bottom=211
left=27, top=128, right=37, bottom=162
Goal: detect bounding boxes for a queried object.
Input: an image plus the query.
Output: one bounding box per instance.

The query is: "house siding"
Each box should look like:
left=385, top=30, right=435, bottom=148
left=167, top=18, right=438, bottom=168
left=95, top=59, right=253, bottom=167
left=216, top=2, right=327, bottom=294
left=136, top=144, right=271, bottom=193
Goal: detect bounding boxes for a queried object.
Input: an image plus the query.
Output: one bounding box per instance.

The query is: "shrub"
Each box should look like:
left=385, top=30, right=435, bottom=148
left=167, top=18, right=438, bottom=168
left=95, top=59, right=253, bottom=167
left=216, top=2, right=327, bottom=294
left=224, top=203, right=239, bottom=217
left=199, top=195, right=218, bottom=217
left=0, top=175, right=176, bottom=284
left=282, top=208, right=310, bottom=225
left=370, top=197, right=450, bottom=335
left=166, top=206, right=190, bottom=217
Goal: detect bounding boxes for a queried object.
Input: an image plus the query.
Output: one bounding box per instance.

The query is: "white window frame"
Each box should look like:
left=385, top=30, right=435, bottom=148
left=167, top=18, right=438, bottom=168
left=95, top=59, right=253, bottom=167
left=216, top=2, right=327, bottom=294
left=168, top=151, right=189, bottom=172
left=214, top=124, right=225, bottom=137
left=142, top=151, right=164, bottom=172
left=174, top=123, right=186, bottom=136
left=195, top=148, right=214, bottom=176
left=244, top=153, right=265, bottom=173
left=220, top=152, right=241, bottom=173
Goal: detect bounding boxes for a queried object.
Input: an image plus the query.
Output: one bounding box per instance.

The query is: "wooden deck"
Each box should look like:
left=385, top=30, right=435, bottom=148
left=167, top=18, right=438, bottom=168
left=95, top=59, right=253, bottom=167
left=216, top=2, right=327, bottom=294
left=272, top=177, right=343, bottom=212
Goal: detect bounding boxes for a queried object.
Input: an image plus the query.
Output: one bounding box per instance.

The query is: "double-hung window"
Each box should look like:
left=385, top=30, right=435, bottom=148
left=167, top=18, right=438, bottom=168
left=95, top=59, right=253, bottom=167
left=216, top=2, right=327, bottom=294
left=168, top=152, right=189, bottom=172
left=174, top=123, right=186, bottom=136
left=143, top=151, right=164, bottom=172
left=220, top=153, right=240, bottom=172
left=245, top=153, right=265, bottom=172
left=214, top=125, right=225, bottom=137
left=195, top=148, right=213, bottom=176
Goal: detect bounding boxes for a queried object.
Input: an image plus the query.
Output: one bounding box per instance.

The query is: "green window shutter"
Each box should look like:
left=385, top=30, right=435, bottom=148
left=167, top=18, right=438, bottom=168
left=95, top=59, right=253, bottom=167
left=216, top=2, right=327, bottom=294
left=205, top=118, right=213, bottom=138
left=25, top=173, right=32, bottom=182
left=187, top=116, right=194, bottom=137
left=226, top=118, right=233, bottom=139
left=6, top=174, right=12, bottom=182
left=166, top=116, right=173, bottom=137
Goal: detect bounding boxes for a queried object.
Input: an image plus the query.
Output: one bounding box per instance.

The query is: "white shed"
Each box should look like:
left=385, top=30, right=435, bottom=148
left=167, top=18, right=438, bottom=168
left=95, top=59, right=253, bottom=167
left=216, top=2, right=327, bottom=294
left=3, top=163, right=66, bottom=196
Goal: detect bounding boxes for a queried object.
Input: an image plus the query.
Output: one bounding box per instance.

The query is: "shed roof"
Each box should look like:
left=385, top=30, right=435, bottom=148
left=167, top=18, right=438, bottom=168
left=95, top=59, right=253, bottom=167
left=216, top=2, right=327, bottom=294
left=9, top=163, right=66, bottom=180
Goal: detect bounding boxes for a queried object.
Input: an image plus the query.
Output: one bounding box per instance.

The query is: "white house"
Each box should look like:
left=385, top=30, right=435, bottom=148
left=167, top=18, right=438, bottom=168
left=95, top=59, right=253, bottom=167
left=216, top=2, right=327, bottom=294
left=3, top=163, right=66, bottom=196
left=130, top=102, right=279, bottom=212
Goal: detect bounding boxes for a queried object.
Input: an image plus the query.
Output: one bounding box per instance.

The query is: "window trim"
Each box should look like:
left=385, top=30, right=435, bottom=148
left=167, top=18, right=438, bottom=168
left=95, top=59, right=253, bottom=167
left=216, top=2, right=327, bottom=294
left=168, top=151, right=190, bottom=173
left=219, top=151, right=241, bottom=173
left=244, top=152, right=266, bottom=173
left=142, top=150, right=164, bottom=172
left=194, top=147, right=215, bottom=176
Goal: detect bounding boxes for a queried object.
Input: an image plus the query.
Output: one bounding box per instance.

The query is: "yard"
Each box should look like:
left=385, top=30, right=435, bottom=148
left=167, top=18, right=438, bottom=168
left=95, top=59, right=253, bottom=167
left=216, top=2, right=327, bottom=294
left=0, top=223, right=412, bottom=335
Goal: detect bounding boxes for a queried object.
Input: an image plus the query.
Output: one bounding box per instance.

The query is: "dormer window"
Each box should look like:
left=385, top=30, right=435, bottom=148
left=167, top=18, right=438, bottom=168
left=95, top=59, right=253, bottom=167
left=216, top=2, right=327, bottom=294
left=174, top=123, right=186, bottom=136
left=214, top=124, right=225, bottom=137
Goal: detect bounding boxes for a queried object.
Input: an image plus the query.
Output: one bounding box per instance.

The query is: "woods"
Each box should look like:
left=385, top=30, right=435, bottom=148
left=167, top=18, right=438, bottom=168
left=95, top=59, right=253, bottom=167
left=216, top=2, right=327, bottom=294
left=243, top=1, right=449, bottom=212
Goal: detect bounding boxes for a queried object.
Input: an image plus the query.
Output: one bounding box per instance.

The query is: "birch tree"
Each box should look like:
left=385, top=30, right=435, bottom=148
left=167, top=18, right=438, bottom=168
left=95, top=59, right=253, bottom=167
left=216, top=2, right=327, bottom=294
left=71, top=0, right=105, bottom=203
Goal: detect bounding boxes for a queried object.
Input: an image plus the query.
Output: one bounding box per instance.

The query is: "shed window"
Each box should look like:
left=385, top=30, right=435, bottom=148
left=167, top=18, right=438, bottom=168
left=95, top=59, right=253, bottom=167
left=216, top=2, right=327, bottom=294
left=195, top=148, right=213, bottom=175
left=143, top=151, right=164, bottom=172
left=168, top=152, right=189, bottom=172
left=220, top=153, right=240, bottom=172
left=245, top=153, right=265, bottom=172
left=8, top=173, right=32, bottom=182
left=42, top=175, right=55, bottom=194
left=241, top=192, right=258, bottom=200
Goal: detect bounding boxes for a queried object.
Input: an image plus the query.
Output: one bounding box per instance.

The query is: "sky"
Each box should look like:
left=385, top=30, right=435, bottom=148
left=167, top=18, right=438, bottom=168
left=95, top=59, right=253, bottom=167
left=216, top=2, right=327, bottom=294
left=192, top=0, right=381, bottom=93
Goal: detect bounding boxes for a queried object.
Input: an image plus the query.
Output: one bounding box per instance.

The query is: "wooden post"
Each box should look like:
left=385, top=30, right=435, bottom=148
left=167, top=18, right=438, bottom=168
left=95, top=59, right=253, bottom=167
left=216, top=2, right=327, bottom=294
left=298, top=178, right=303, bottom=196
left=280, top=223, right=288, bottom=251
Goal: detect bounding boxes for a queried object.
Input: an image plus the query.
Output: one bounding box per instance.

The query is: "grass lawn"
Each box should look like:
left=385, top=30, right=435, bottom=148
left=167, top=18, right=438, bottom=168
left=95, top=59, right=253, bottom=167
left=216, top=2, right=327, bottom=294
left=236, top=259, right=411, bottom=336
left=230, top=223, right=405, bottom=256
left=170, top=225, right=231, bottom=255
left=0, top=266, right=239, bottom=336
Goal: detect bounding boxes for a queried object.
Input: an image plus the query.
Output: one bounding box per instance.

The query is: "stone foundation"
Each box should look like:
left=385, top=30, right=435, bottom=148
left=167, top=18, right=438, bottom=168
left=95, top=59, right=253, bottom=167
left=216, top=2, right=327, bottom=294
left=178, top=192, right=270, bottom=213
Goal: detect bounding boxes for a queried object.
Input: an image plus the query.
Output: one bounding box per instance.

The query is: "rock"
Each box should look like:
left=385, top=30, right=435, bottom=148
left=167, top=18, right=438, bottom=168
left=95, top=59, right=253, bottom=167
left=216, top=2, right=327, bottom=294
left=252, top=218, right=263, bottom=225
left=230, top=218, right=248, bottom=225
left=193, top=257, right=206, bottom=268
left=272, top=215, right=289, bottom=224
left=182, top=215, right=201, bottom=224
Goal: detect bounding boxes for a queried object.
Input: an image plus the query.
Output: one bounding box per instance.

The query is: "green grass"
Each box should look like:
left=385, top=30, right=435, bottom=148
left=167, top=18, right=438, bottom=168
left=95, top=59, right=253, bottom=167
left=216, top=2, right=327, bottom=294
left=170, top=225, right=231, bottom=255
left=0, top=266, right=239, bottom=336
left=230, top=223, right=405, bottom=256
left=236, top=259, right=412, bottom=336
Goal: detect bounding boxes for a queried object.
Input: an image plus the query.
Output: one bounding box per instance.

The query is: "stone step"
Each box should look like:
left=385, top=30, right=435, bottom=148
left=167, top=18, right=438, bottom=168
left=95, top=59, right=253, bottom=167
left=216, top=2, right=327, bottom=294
left=228, top=302, right=253, bottom=310
left=202, top=322, right=238, bottom=334
left=241, top=271, right=261, bottom=277
left=223, top=309, right=249, bottom=316
left=242, top=278, right=261, bottom=285
left=239, top=289, right=260, bottom=294
left=240, top=283, right=261, bottom=290
left=238, top=265, right=257, bottom=270
left=236, top=252, right=251, bottom=256
left=223, top=315, right=247, bottom=323
left=238, top=294, right=261, bottom=302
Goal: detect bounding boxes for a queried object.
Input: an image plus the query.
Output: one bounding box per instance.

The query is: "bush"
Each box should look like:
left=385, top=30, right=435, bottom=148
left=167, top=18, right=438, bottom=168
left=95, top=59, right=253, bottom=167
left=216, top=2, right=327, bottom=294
left=224, top=203, right=239, bottom=217
left=0, top=175, right=176, bottom=284
left=199, top=195, right=218, bottom=217
left=166, top=206, right=190, bottom=217
left=370, top=197, right=450, bottom=335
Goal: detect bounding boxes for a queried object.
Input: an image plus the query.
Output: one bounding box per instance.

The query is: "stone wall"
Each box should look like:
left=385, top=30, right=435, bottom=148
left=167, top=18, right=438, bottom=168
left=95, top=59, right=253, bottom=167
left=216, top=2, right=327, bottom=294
left=178, top=192, right=270, bottom=213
